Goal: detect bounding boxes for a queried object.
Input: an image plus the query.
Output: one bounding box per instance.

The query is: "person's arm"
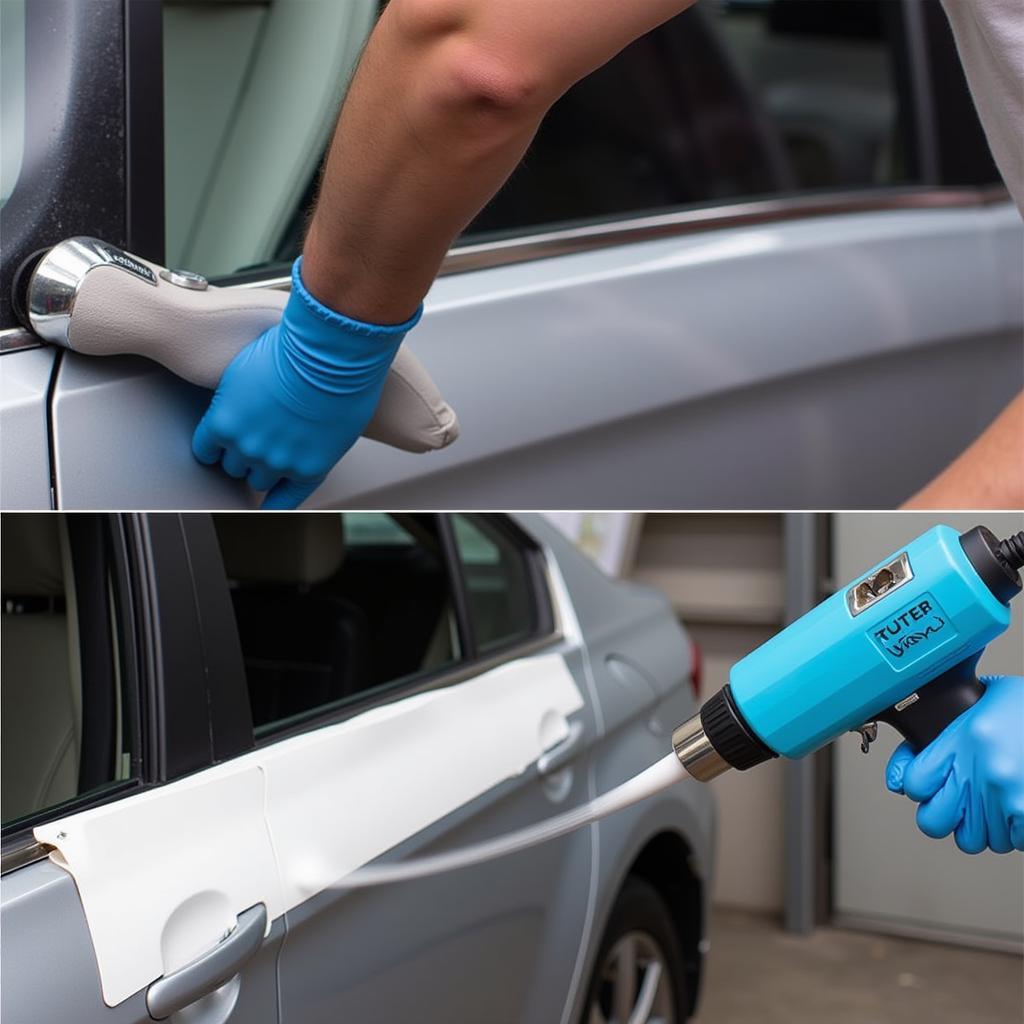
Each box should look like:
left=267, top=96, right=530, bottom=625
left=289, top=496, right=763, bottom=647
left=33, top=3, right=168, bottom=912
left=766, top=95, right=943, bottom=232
left=903, top=392, right=1024, bottom=510
left=303, top=0, right=697, bottom=322
left=194, top=0, right=697, bottom=507
left=906, top=0, right=1024, bottom=510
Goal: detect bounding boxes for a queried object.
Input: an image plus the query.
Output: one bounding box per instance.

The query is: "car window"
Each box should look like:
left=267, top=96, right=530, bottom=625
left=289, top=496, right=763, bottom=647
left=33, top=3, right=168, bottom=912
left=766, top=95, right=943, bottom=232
left=466, top=0, right=916, bottom=239
left=705, top=0, right=914, bottom=191
left=1, top=515, right=135, bottom=830
left=0, top=0, right=26, bottom=207
left=162, top=0, right=378, bottom=280
left=161, top=0, right=916, bottom=282
left=211, top=513, right=461, bottom=736
left=452, top=516, right=539, bottom=655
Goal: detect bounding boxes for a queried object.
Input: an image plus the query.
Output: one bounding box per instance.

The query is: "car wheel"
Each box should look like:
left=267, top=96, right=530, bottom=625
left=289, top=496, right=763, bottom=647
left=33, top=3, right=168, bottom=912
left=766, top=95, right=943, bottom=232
left=582, top=877, right=689, bottom=1024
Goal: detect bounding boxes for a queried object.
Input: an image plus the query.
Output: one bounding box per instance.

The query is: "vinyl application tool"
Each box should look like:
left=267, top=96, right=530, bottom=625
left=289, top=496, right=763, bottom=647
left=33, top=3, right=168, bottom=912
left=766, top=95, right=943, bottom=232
left=336, top=523, right=1023, bottom=889
left=14, top=237, right=459, bottom=452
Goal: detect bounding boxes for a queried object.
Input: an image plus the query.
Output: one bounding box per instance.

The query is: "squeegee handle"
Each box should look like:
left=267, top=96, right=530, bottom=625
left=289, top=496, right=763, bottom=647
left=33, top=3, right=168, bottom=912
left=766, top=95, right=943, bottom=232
left=25, top=239, right=458, bottom=454
left=876, top=653, right=986, bottom=752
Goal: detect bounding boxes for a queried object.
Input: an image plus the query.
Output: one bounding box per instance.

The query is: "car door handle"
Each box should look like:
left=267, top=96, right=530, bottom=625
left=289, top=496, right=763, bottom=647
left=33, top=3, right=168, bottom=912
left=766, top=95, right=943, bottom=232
left=537, top=719, right=585, bottom=776
left=146, top=903, right=267, bottom=1020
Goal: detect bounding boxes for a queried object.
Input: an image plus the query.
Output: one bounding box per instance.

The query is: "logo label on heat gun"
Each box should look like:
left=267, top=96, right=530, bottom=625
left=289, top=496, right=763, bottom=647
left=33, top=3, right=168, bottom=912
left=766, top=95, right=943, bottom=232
left=868, top=592, right=957, bottom=668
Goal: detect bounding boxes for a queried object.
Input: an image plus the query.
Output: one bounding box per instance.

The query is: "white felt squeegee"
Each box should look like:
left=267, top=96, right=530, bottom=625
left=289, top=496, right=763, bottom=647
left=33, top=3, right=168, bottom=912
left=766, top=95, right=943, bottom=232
left=21, top=237, right=459, bottom=453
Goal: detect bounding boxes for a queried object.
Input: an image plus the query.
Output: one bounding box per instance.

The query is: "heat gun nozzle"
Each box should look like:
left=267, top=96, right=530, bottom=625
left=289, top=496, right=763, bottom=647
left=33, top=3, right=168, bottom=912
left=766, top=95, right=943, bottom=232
left=672, top=713, right=730, bottom=782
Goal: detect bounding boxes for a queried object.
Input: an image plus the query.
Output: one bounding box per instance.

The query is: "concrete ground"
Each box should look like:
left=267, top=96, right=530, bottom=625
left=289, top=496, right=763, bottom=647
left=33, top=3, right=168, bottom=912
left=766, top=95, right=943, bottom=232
left=692, top=908, right=1023, bottom=1024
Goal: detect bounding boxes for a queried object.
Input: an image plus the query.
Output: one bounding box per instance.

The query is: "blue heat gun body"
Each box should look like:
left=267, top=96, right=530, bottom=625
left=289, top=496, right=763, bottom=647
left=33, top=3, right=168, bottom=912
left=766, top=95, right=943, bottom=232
left=673, top=525, right=1024, bottom=780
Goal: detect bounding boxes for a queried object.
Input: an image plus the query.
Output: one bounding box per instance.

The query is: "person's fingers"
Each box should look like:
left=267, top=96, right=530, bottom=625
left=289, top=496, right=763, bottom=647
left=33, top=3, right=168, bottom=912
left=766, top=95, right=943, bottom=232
left=246, top=465, right=282, bottom=493
left=191, top=415, right=224, bottom=465
left=1010, top=811, right=1024, bottom=853
left=220, top=448, right=251, bottom=480
left=982, top=784, right=1013, bottom=854
left=915, top=771, right=965, bottom=839
left=886, top=743, right=915, bottom=794
left=953, top=789, right=988, bottom=854
left=262, top=477, right=322, bottom=510
left=902, top=736, right=957, bottom=803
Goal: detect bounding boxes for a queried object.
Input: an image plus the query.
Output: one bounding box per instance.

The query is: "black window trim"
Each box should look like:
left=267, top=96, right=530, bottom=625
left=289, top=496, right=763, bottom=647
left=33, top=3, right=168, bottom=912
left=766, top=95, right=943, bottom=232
left=1, top=513, right=219, bottom=875
left=190, top=513, right=561, bottom=752
left=125, top=0, right=165, bottom=264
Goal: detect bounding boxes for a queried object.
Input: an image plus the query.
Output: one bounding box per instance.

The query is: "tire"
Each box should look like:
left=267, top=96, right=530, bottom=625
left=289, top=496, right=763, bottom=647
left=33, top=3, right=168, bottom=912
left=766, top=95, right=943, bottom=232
left=580, top=877, right=690, bottom=1024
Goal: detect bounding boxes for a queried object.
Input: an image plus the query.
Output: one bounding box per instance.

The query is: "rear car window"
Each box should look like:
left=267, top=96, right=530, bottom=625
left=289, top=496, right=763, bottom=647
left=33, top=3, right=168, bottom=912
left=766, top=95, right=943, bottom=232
left=452, top=515, right=539, bottom=655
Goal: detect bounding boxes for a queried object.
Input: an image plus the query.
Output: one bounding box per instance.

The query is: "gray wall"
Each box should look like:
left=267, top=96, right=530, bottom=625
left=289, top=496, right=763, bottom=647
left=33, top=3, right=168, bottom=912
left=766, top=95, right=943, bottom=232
left=630, top=514, right=788, bottom=911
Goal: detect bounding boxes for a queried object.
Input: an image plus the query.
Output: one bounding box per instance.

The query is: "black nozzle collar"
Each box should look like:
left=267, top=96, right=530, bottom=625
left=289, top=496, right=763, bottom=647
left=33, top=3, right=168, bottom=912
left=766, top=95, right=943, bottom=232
left=700, top=685, right=776, bottom=772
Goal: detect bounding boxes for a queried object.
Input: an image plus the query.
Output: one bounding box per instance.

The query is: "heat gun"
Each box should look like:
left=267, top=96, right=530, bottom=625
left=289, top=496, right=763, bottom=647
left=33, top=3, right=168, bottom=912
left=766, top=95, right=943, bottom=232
left=673, top=524, right=1024, bottom=781
left=13, top=237, right=459, bottom=453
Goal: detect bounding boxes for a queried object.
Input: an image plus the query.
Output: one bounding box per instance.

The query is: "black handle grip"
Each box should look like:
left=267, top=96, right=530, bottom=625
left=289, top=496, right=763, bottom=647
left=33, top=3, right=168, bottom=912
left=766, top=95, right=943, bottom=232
left=876, top=654, right=985, bottom=752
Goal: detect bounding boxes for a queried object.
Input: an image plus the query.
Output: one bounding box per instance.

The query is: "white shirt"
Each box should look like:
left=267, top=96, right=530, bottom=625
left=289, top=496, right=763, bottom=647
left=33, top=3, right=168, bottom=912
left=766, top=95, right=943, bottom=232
left=941, top=0, right=1024, bottom=216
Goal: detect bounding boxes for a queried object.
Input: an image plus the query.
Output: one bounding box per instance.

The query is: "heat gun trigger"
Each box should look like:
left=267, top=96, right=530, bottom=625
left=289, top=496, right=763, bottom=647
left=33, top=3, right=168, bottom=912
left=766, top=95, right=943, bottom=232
left=853, top=722, right=878, bottom=754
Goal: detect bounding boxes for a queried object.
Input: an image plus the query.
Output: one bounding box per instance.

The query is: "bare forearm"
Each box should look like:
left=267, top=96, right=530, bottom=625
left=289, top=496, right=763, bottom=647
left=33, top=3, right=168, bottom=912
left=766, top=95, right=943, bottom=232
left=903, top=391, right=1024, bottom=509
left=303, top=0, right=695, bottom=322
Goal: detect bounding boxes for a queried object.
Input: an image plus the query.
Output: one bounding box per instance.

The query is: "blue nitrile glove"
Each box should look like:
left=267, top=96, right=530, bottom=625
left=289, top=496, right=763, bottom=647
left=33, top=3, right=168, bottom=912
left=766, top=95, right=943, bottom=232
left=886, top=675, right=1024, bottom=854
left=192, top=257, right=421, bottom=509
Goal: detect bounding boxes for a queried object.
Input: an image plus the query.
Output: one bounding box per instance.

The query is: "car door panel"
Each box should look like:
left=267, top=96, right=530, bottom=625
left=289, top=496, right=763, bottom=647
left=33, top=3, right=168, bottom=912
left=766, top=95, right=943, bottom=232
left=274, top=643, right=598, bottom=1024
left=0, top=347, right=55, bottom=509
left=0, top=855, right=285, bottom=1024
left=46, top=200, right=1021, bottom=509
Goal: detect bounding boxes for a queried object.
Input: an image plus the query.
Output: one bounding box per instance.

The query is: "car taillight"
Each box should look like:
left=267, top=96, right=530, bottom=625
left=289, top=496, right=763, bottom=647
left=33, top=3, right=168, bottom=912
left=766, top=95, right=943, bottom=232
left=689, top=638, right=703, bottom=698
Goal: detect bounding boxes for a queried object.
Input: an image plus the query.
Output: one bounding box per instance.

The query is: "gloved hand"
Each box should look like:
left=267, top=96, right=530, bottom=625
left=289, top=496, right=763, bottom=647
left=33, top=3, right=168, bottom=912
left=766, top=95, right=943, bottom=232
left=192, top=257, right=421, bottom=509
left=886, top=675, right=1024, bottom=854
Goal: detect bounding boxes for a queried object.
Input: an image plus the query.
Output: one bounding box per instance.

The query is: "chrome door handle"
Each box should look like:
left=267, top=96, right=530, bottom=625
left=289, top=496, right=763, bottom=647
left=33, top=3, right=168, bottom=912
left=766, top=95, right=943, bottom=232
left=537, top=719, right=585, bottom=776
left=146, top=903, right=267, bottom=1020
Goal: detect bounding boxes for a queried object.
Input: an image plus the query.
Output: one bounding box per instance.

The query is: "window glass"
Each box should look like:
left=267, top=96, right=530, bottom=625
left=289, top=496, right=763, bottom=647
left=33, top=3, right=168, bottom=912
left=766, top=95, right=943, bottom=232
left=343, top=512, right=417, bottom=548
left=1, top=515, right=134, bottom=829
left=163, top=0, right=915, bottom=280
left=452, top=516, right=537, bottom=654
left=0, top=0, right=26, bottom=207
left=465, top=0, right=915, bottom=240
left=212, top=513, right=460, bottom=736
left=162, top=0, right=378, bottom=279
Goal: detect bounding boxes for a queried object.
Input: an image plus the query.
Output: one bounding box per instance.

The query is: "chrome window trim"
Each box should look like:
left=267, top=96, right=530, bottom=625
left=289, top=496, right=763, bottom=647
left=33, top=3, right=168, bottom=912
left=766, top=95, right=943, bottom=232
left=1, top=835, right=49, bottom=876
left=230, top=186, right=1010, bottom=292
left=0, top=326, right=41, bottom=353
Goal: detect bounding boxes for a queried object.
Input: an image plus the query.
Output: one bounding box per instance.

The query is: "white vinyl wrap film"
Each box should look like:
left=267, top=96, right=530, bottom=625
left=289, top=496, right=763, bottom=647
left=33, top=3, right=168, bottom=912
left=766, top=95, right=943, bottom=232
left=33, top=764, right=283, bottom=1008
left=34, top=652, right=583, bottom=1007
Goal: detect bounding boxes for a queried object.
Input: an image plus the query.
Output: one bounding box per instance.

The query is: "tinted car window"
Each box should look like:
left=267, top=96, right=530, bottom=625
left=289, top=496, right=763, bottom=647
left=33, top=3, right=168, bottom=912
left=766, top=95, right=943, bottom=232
left=1, top=514, right=135, bottom=828
left=212, top=513, right=460, bottom=736
left=161, top=0, right=917, bottom=276
left=467, top=0, right=916, bottom=239
left=452, top=516, right=538, bottom=654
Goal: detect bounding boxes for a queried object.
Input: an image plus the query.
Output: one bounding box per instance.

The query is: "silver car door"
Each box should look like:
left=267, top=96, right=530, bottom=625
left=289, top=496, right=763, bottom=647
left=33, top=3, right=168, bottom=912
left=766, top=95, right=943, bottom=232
left=0, top=344, right=54, bottom=508
left=0, top=514, right=281, bottom=1024
left=199, top=512, right=596, bottom=1024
